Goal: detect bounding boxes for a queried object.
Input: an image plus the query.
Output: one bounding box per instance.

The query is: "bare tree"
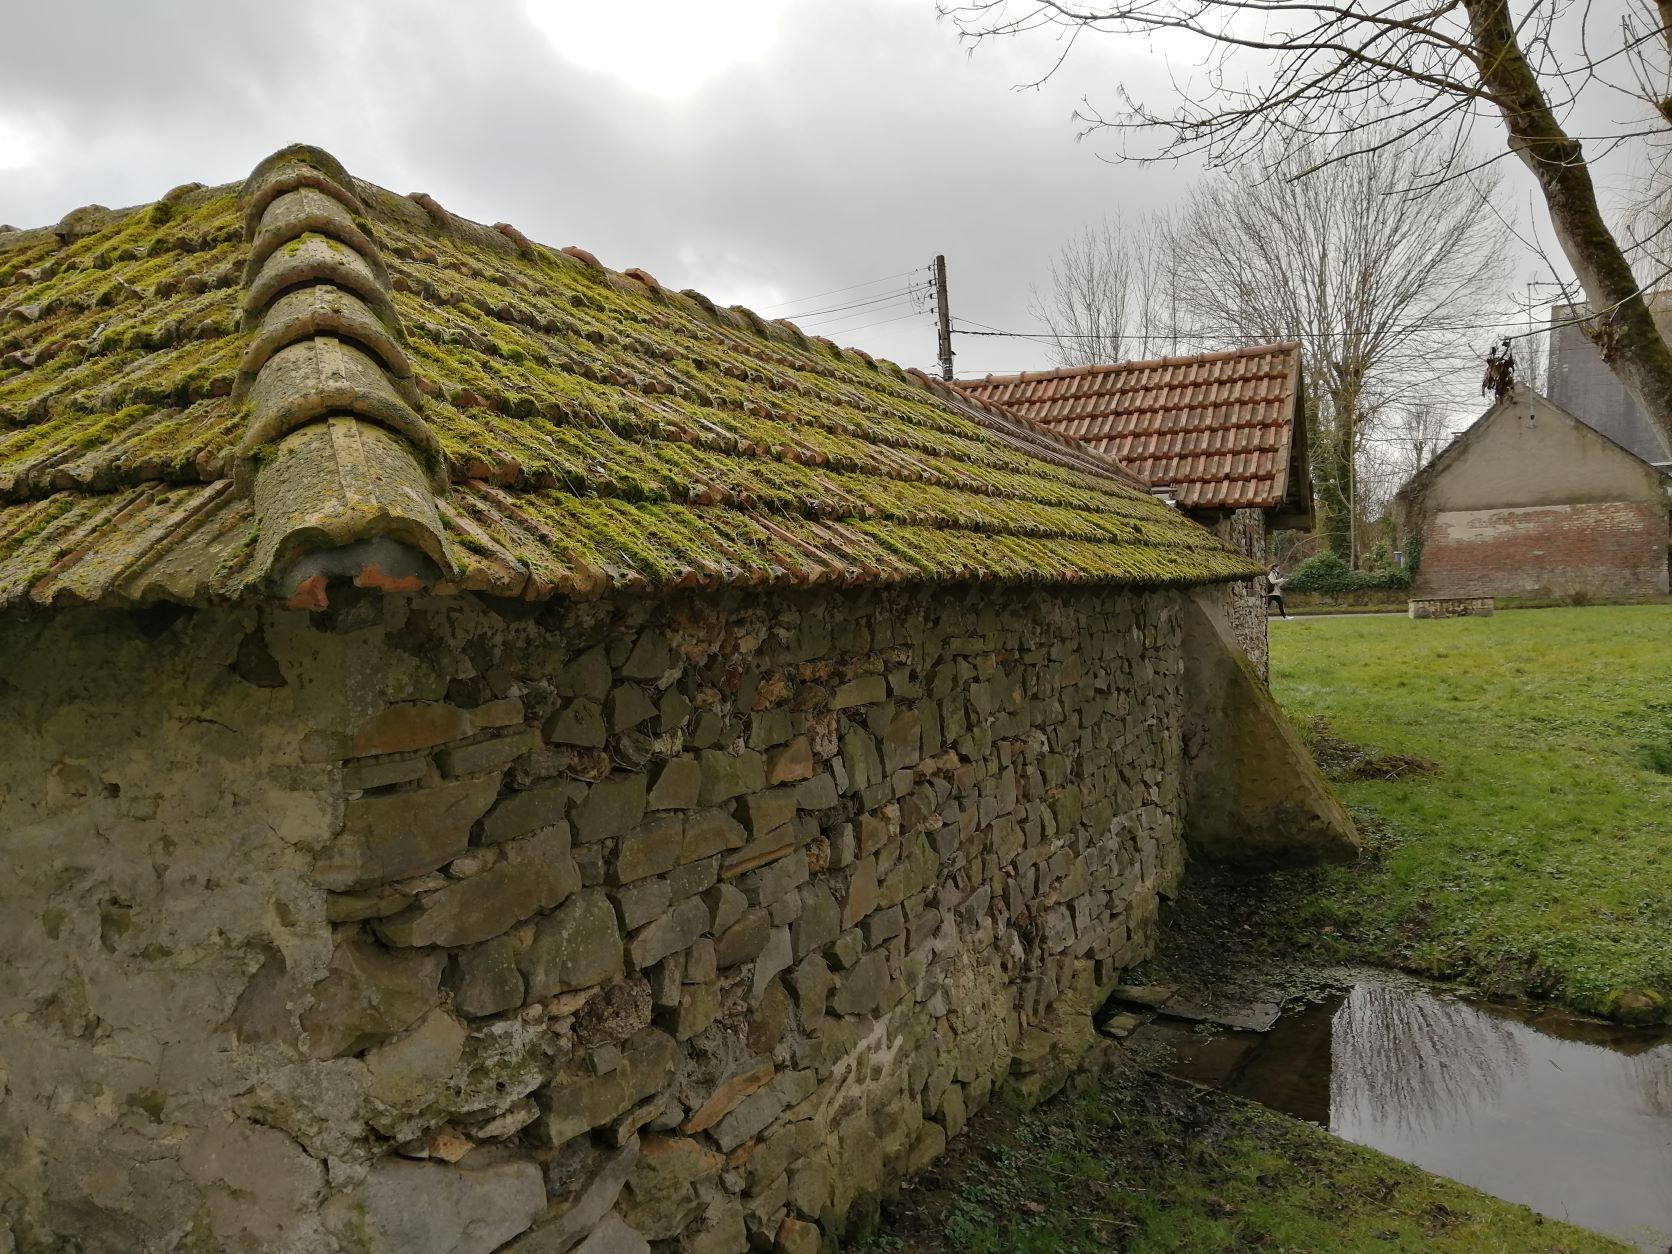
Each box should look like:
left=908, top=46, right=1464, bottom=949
left=1357, top=396, right=1458, bottom=554
left=1509, top=320, right=1550, bottom=394
left=1398, top=398, right=1458, bottom=472
left=1029, top=212, right=1179, bottom=365
left=940, top=0, right=1672, bottom=456
left=1166, top=136, right=1508, bottom=558
left=1625, top=121, right=1672, bottom=286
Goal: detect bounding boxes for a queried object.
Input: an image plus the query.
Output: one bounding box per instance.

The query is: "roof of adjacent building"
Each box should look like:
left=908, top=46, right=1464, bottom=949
left=955, top=343, right=1311, bottom=516
left=0, top=144, right=1257, bottom=611
left=1394, top=384, right=1671, bottom=508
left=1548, top=295, right=1672, bottom=465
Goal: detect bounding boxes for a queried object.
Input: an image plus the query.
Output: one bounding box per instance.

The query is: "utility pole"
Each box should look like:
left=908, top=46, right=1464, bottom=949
left=933, top=254, right=954, bottom=381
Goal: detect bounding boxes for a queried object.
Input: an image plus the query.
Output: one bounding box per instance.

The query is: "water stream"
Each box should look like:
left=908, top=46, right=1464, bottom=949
left=1139, top=978, right=1672, bottom=1251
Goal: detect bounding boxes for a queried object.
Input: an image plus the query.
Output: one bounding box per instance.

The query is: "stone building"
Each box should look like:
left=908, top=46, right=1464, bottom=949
left=0, top=146, right=1352, bottom=1254
left=957, top=343, right=1313, bottom=679
left=1396, top=387, right=1671, bottom=614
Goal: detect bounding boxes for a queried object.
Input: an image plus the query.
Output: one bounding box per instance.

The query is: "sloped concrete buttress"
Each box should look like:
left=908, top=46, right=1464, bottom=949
left=1179, top=589, right=1359, bottom=867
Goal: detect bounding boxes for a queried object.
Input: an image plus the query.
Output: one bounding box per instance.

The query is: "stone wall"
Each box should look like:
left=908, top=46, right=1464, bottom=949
left=0, top=581, right=1189, bottom=1254
left=1203, top=507, right=1269, bottom=679
left=1408, top=597, right=1495, bottom=619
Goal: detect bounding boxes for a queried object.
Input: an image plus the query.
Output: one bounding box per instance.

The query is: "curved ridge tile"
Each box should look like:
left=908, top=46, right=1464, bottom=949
left=245, top=186, right=388, bottom=287
left=236, top=337, right=439, bottom=491
left=242, top=234, right=394, bottom=328
left=235, top=287, right=415, bottom=404
left=250, top=418, right=454, bottom=603
left=232, top=144, right=450, bottom=605
left=242, top=144, right=362, bottom=237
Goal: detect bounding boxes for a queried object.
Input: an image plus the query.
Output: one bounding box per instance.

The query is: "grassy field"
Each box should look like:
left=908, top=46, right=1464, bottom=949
left=1268, top=604, right=1672, bottom=1020
left=863, top=1065, right=1630, bottom=1254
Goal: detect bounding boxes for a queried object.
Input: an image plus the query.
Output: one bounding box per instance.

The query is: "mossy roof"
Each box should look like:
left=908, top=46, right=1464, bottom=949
left=0, top=157, right=1258, bottom=609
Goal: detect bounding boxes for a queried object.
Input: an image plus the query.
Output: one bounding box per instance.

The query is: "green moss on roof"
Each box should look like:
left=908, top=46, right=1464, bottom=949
left=0, top=188, right=243, bottom=498
left=0, top=162, right=1259, bottom=607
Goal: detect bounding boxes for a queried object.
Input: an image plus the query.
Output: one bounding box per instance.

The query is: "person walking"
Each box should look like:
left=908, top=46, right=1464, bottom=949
left=1265, top=564, right=1288, bottom=618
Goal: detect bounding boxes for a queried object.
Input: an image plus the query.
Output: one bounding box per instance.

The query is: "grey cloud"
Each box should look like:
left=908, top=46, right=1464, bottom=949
left=0, top=0, right=1196, bottom=374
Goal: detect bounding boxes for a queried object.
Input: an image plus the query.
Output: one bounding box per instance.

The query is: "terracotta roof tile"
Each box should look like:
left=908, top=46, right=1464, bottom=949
left=957, top=344, right=1303, bottom=511
left=0, top=145, right=1259, bottom=609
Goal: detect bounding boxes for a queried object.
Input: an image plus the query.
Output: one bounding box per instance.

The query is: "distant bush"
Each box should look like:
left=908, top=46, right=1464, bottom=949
left=1285, top=551, right=1412, bottom=595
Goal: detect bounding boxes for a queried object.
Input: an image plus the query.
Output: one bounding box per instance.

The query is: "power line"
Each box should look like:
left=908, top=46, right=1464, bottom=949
left=789, top=288, right=920, bottom=325
left=950, top=286, right=1668, bottom=352
left=797, top=305, right=918, bottom=336
left=949, top=321, right=1532, bottom=345
left=792, top=273, right=937, bottom=335
left=818, top=310, right=929, bottom=337
left=761, top=269, right=920, bottom=313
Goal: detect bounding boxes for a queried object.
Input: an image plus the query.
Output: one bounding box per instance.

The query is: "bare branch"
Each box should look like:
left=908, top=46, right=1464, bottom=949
left=938, top=0, right=1672, bottom=453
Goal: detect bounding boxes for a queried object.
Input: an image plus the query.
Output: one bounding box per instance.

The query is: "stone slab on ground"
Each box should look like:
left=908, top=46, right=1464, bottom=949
left=1159, top=993, right=1284, bottom=1033
left=1110, top=983, right=1178, bottom=1009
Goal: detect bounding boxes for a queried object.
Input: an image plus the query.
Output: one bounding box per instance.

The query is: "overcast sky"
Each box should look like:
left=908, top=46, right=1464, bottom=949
left=0, top=0, right=1650, bottom=384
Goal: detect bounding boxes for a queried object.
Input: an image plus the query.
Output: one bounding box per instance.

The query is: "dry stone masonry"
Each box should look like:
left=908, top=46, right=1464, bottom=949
left=1207, top=507, right=1269, bottom=679
left=0, top=582, right=1187, bottom=1253
left=0, top=143, right=1354, bottom=1254
left=1407, top=597, right=1495, bottom=619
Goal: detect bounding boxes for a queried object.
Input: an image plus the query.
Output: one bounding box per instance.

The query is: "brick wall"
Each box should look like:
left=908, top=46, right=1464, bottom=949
left=0, top=581, right=1189, bottom=1254
left=1413, top=500, right=1670, bottom=600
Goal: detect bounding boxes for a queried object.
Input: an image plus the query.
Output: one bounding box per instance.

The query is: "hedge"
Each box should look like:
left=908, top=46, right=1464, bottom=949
left=1284, top=551, right=1412, bottom=595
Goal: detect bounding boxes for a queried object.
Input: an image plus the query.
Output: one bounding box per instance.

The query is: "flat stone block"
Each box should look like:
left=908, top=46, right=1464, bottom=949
left=343, top=1157, right=546, bottom=1254
left=538, top=1028, right=677, bottom=1148
left=647, top=757, right=702, bottom=811
left=316, top=774, right=502, bottom=891
left=352, top=702, right=473, bottom=757
left=613, top=815, right=684, bottom=885
left=573, top=775, right=648, bottom=845
left=714, top=907, right=770, bottom=968
left=437, top=727, right=540, bottom=778
left=546, top=700, right=606, bottom=748
left=830, top=675, right=886, bottom=709
left=764, top=735, right=814, bottom=785
left=682, top=1058, right=775, bottom=1135
left=698, top=749, right=766, bottom=805
left=301, top=937, right=445, bottom=1059
left=344, top=754, right=431, bottom=791
left=376, top=827, right=579, bottom=948
left=480, top=786, right=574, bottom=844
left=448, top=935, right=525, bottom=1018
left=627, top=897, right=709, bottom=970
left=681, top=807, right=747, bottom=862
left=521, top=889, right=624, bottom=999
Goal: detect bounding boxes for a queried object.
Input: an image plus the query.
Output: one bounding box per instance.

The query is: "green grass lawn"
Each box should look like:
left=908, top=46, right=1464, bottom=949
left=1270, top=604, right=1672, bottom=1019
left=865, top=1065, right=1629, bottom=1253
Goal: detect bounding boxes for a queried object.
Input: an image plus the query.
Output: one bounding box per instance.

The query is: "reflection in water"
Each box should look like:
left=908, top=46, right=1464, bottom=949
left=1330, top=982, right=1526, bottom=1138
left=1156, top=978, right=1672, bottom=1252
left=1634, top=1051, right=1672, bottom=1117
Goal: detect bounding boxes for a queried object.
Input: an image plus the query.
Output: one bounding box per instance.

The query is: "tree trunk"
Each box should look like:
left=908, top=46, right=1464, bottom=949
left=1311, top=391, right=1354, bottom=560
left=1466, top=0, right=1672, bottom=457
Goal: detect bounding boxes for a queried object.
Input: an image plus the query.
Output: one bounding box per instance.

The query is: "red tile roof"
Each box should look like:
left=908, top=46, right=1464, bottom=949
left=956, top=343, right=1306, bottom=513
